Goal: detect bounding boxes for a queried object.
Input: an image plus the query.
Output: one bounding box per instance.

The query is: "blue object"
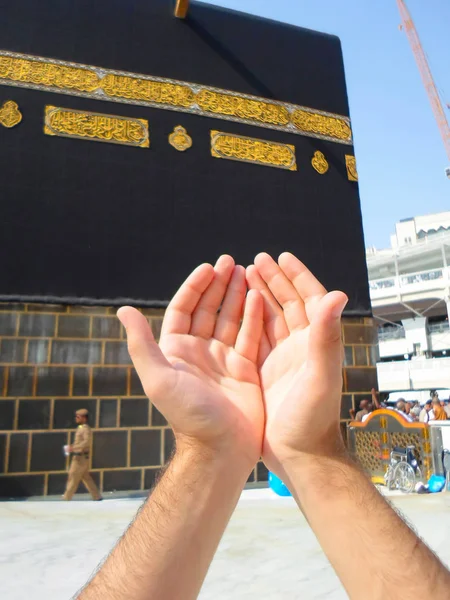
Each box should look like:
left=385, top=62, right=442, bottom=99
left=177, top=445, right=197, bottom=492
left=269, top=472, right=292, bottom=497
left=428, top=475, right=446, bottom=493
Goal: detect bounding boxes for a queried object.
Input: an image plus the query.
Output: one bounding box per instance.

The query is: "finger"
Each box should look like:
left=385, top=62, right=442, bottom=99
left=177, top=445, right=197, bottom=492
left=190, top=255, right=235, bottom=339
left=257, top=329, right=272, bottom=367
left=254, top=252, right=308, bottom=331
left=234, top=290, right=264, bottom=363
left=245, top=264, right=289, bottom=347
left=278, top=252, right=327, bottom=323
left=214, top=265, right=246, bottom=346
left=161, top=263, right=215, bottom=337
left=307, top=291, right=348, bottom=381
left=117, top=307, right=173, bottom=400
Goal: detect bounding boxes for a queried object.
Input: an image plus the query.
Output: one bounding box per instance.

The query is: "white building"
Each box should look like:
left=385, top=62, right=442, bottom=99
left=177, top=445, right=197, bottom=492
left=367, top=211, right=450, bottom=396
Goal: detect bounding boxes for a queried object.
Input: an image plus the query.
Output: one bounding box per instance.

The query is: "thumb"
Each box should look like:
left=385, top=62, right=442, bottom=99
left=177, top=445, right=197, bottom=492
left=117, top=306, right=172, bottom=399
left=307, top=291, right=348, bottom=378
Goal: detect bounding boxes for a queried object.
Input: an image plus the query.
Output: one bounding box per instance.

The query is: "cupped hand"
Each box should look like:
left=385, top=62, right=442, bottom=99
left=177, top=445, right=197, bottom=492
left=246, top=252, right=348, bottom=478
left=118, top=256, right=264, bottom=468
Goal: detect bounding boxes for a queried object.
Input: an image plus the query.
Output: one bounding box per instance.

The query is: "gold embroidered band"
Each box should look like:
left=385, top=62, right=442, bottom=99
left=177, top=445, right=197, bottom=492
left=0, top=50, right=352, bottom=145
left=211, top=131, right=297, bottom=171
left=44, top=106, right=149, bottom=148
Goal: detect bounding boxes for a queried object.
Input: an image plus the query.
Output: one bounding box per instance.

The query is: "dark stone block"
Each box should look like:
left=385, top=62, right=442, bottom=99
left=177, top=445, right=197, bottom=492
left=104, top=342, right=132, bottom=365
left=130, top=429, right=161, bottom=467
left=8, top=433, right=29, bottom=473
left=99, top=399, right=117, bottom=428
left=354, top=346, right=368, bottom=366
left=0, top=400, right=15, bottom=429
left=0, top=434, right=6, bottom=473
left=346, top=368, right=378, bottom=393
left=0, top=475, right=45, bottom=498
left=92, top=430, right=127, bottom=469
left=0, top=303, right=25, bottom=311
left=247, top=469, right=255, bottom=483
left=120, top=398, right=149, bottom=427
left=344, top=346, right=353, bottom=367
left=92, top=368, right=127, bottom=396
left=343, top=324, right=378, bottom=345
left=53, top=399, right=97, bottom=430
left=369, top=345, right=380, bottom=366
left=340, top=394, right=354, bottom=420
left=151, top=318, right=163, bottom=341
left=92, top=317, right=120, bottom=339
left=0, top=313, right=17, bottom=336
left=0, top=367, right=4, bottom=394
left=256, top=462, right=269, bottom=482
left=51, top=340, right=102, bottom=365
left=151, top=405, right=167, bottom=427
left=73, top=367, right=90, bottom=396
left=144, top=467, right=161, bottom=490
left=57, top=316, right=90, bottom=338
left=18, top=399, right=50, bottom=430
left=7, top=367, right=34, bottom=397
left=130, top=368, right=144, bottom=395
left=103, top=469, right=141, bottom=492
left=47, top=471, right=101, bottom=496
left=0, top=339, right=26, bottom=364
left=36, top=367, right=71, bottom=396
left=30, top=433, right=67, bottom=471
left=27, top=340, right=49, bottom=364
left=18, top=314, right=55, bottom=337
left=163, top=428, right=175, bottom=463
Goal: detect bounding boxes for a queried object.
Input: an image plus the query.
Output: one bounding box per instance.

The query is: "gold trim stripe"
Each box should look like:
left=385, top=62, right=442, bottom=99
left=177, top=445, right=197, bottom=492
left=211, top=130, right=297, bottom=171
left=0, top=50, right=352, bottom=145
left=44, top=106, right=149, bottom=148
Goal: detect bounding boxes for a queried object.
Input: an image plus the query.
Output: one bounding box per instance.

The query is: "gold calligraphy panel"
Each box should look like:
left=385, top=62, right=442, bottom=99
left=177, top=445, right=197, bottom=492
left=311, top=151, right=329, bottom=174
left=211, top=131, right=297, bottom=171
left=0, top=50, right=353, bottom=145
left=44, top=106, right=149, bottom=148
left=345, top=155, right=358, bottom=181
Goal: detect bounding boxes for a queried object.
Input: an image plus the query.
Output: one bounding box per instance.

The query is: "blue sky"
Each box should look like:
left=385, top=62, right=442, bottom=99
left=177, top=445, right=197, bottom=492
left=201, top=0, right=450, bottom=248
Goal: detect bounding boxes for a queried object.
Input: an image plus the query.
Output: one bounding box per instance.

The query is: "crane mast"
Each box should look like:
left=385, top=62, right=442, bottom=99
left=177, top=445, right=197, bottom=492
left=396, top=0, right=450, bottom=174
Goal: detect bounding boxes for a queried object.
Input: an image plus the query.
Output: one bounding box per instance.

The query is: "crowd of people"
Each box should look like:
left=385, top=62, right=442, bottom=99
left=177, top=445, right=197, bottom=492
left=350, top=389, right=450, bottom=423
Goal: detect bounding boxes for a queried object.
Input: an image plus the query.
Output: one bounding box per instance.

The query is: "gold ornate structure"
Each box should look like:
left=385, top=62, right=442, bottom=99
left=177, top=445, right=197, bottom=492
left=169, top=125, right=192, bottom=151
left=44, top=106, right=149, bottom=148
left=345, top=155, right=358, bottom=181
left=211, top=130, right=297, bottom=171
left=311, top=150, right=329, bottom=174
left=348, top=409, right=433, bottom=484
left=174, top=0, right=190, bottom=18
left=0, top=100, right=22, bottom=128
left=0, top=50, right=353, bottom=144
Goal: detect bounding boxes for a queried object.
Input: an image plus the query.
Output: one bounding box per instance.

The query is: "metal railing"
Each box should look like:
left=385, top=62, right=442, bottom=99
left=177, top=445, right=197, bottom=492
left=378, top=326, right=406, bottom=341
left=428, top=322, right=450, bottom=334
left=370, top=268, right=445, bottom=292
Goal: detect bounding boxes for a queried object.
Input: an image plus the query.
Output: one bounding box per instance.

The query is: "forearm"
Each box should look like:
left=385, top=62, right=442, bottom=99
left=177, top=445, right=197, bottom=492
left=283, top=455, right=450, bottom=599
left=78, top=444, right=251, bottom=600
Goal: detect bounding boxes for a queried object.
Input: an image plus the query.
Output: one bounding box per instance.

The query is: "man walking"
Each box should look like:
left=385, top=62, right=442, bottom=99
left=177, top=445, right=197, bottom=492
left=63, top=409, right=102, bottom=501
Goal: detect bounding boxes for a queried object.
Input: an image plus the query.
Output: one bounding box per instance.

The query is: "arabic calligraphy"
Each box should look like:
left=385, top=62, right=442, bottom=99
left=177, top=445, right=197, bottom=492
left=211, top=131, right=297, bottom=171
left=345, top=155, right=358, bottom=181
left=311, top=150, right=329, bottom=174
left=44, top=106, right=149, bottom=148
left=0, top=50, right=353, bottom=145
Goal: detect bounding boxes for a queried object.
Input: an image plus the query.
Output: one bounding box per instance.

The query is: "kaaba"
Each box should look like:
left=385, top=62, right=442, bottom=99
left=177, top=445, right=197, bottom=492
left=0, top=0, right=370, bottom=313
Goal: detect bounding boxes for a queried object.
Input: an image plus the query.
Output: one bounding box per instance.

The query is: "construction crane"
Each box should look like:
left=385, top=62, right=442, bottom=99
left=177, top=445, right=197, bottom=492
left=396, top=0, right=450, bottom=178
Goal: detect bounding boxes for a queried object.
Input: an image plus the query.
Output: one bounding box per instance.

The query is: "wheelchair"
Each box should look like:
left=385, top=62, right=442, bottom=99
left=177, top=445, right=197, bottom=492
left=384, top=445, right=422, bottom=493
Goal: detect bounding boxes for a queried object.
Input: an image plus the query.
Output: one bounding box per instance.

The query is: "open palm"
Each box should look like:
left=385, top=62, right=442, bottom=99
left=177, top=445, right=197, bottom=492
left=118, top=256, right=264, bottom=465
left=247, top=253, right=348, bottom=477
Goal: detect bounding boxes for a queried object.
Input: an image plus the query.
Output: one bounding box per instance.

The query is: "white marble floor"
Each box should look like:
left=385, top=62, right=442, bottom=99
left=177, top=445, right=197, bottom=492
left=1, top=488, right=449, bottom=599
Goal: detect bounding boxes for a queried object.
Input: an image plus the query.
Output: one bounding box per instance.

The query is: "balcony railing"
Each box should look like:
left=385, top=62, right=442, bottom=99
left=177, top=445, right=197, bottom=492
left=428, top=322, right=450, bottom=334
left=378, top=326, right=406, bottom=341
left=370, top=268, right=445, bottom=292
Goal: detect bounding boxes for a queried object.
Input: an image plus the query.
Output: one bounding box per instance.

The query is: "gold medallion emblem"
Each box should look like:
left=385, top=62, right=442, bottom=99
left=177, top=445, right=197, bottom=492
left=311, top=151, right=329, bottom=174
left=0, top=100, right=22, bottom=128
left=169, top=126, right=192, bottom=151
